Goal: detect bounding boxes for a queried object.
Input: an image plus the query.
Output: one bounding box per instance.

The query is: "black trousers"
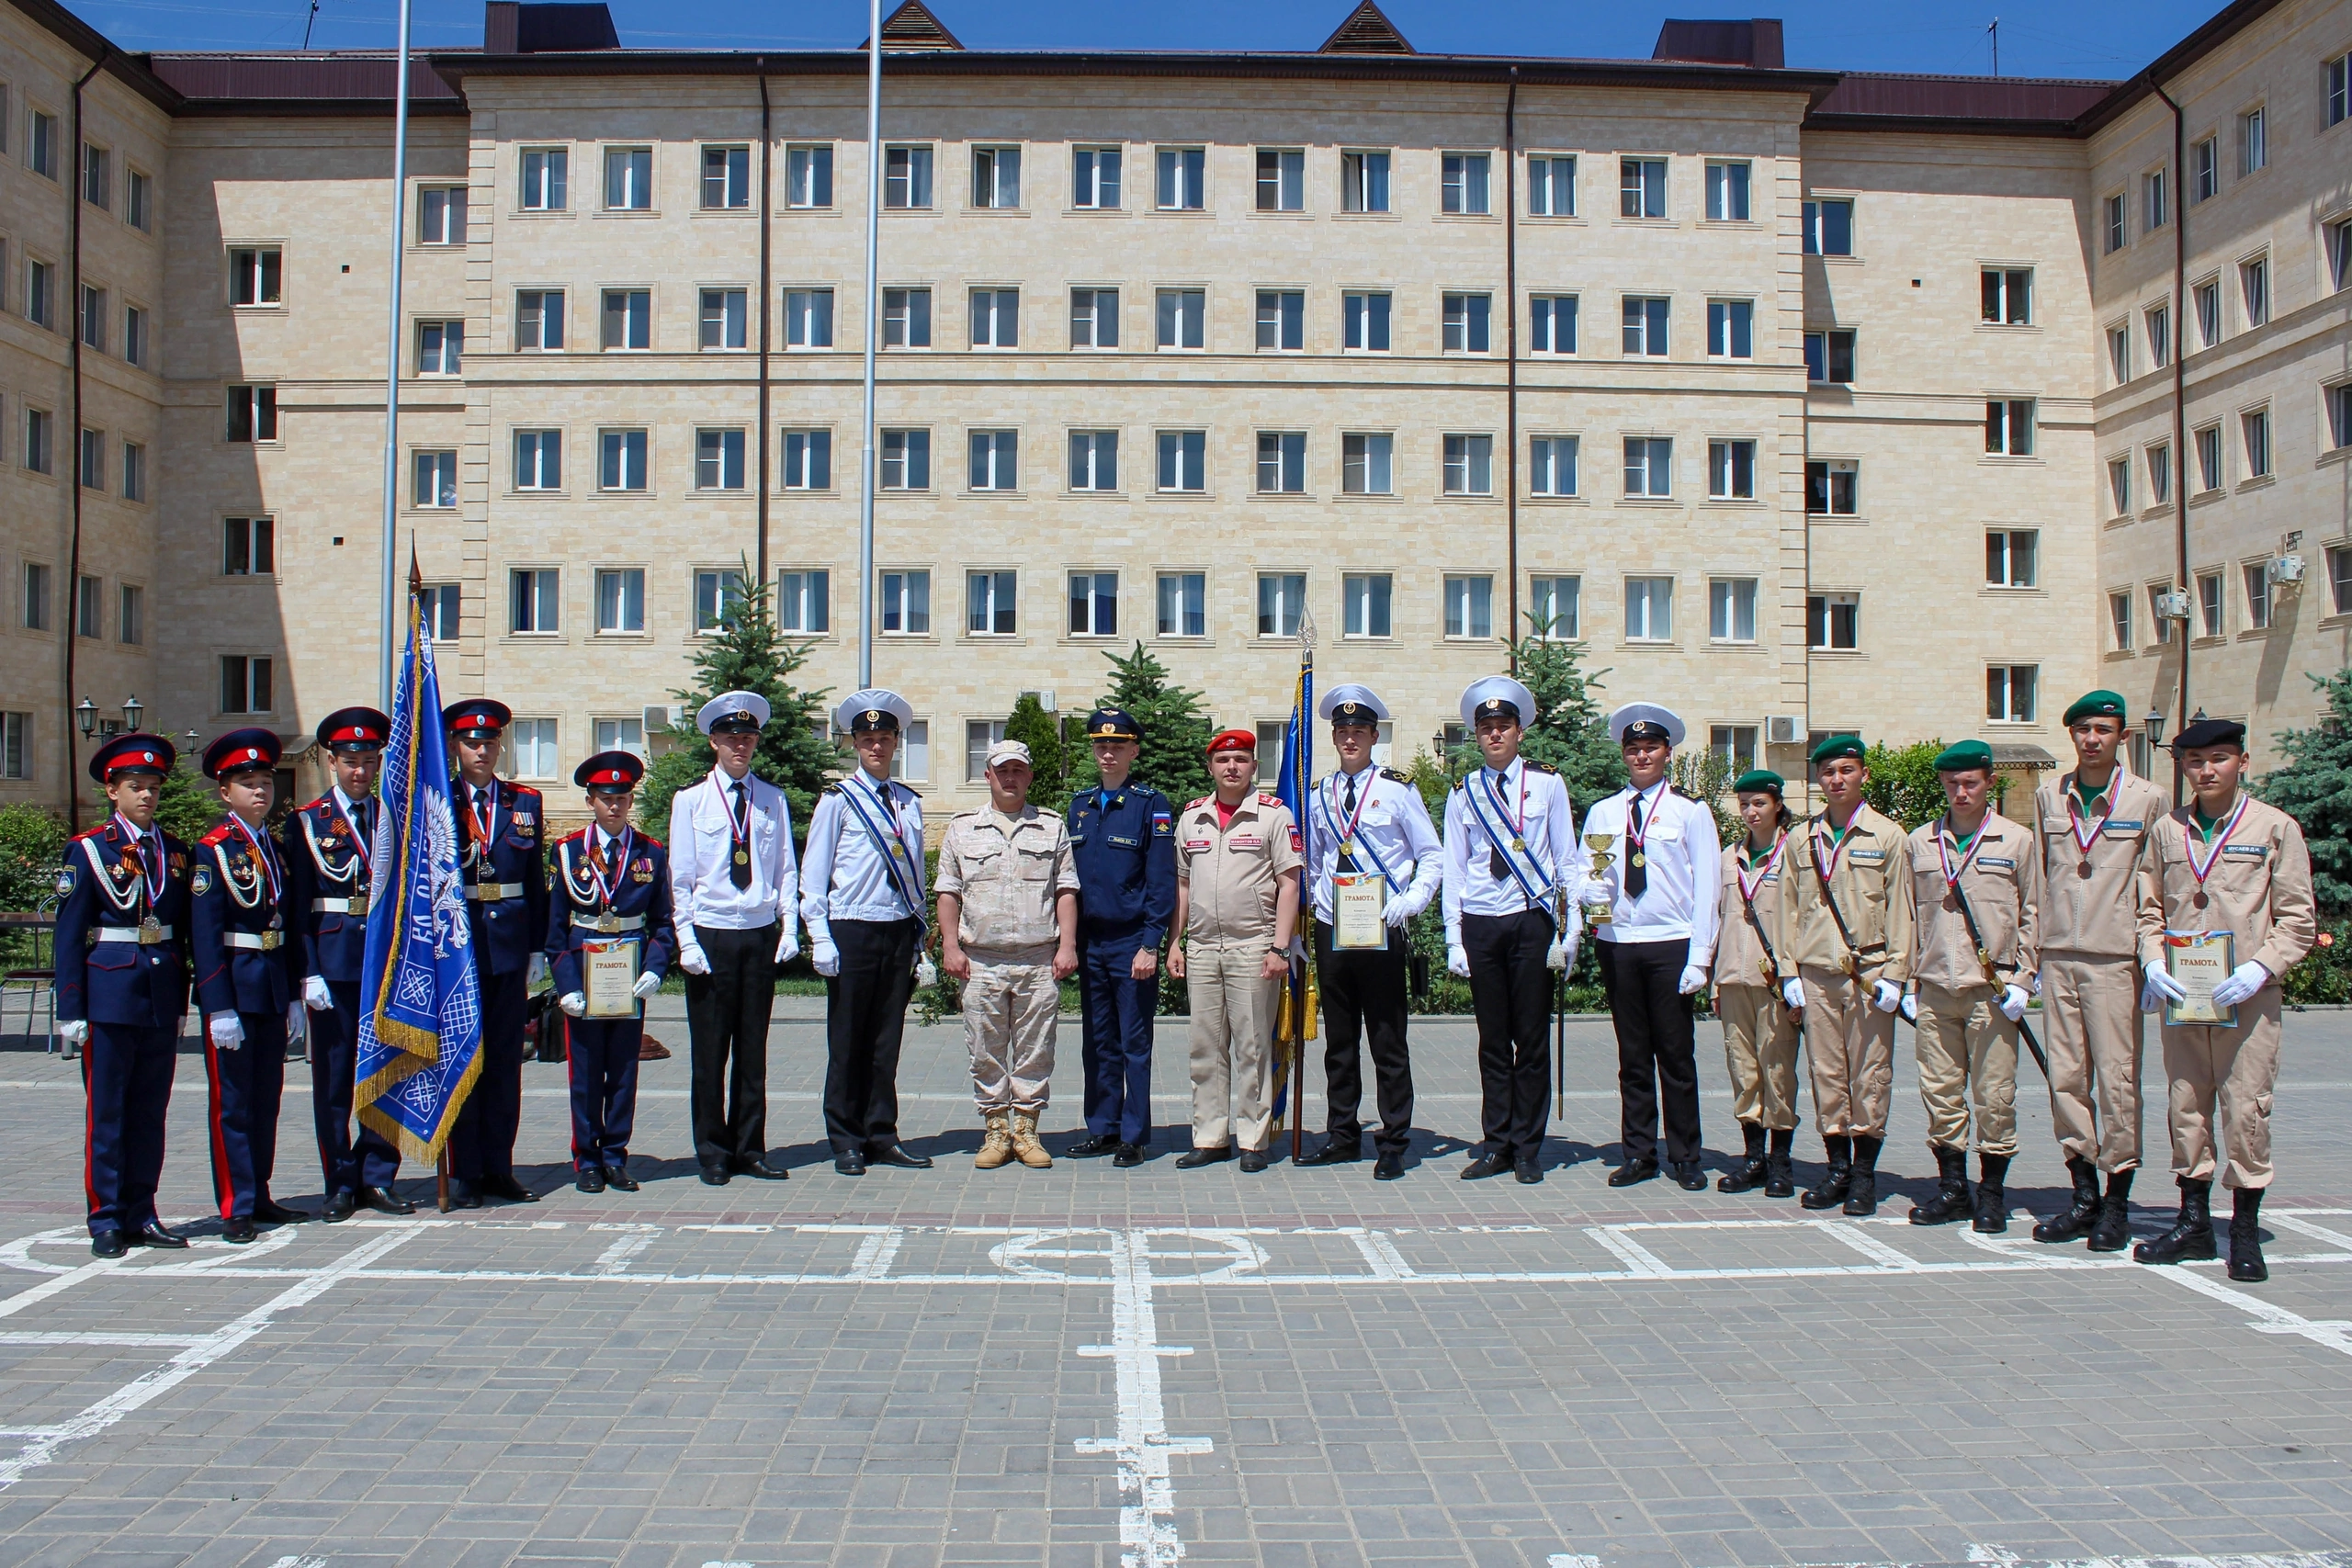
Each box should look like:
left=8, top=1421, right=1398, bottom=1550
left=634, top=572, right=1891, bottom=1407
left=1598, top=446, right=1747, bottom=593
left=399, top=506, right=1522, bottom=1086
left=1597, top=937, right=1702, bottom=1164
left=1313, top=920, right=1414, bottom=1155
left=1462, top=910, right=1554, bottom=1158
left=450, top=964, right=528, bottom=1181
left=686, top=922, right=780, bottom=1168
left=824, top=917, right=921, bottom=1155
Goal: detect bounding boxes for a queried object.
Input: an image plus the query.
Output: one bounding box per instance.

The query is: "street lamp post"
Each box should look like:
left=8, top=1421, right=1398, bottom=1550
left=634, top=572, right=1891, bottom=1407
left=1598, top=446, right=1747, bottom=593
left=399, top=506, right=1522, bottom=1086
left=74, top=698, right=97, bottom=741
left=120, top=694, right=141, bottom=733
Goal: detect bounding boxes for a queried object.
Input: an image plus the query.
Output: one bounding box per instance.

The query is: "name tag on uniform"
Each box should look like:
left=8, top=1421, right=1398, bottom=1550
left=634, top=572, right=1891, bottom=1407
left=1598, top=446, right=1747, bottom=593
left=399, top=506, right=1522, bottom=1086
left=1853, top=849, right=1886, bottom=863
left=1184, top=837, right=1212, bottom=852
left=2223, top=844, right=2267, bottom=861
left=1229, top=834, right=1262, bottom=850
left=1110, top=834, right=1139, bottom=848
left=2109, top=819, right=2144, bottom=831
left=1980, top=856, right=2015, bottom=870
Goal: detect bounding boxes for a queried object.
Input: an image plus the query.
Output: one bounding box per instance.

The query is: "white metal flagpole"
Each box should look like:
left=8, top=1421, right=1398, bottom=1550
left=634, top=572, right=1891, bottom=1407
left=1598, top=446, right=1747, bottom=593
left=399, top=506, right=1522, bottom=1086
left=857, top=0, right=881, bottom=689
left=379, top=0, right=413, bottom=706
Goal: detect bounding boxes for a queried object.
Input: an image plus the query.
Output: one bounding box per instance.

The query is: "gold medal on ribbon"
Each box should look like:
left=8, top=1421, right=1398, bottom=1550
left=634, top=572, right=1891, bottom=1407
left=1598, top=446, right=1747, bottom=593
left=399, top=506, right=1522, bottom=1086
left=596, top=910, right=620, bottom=934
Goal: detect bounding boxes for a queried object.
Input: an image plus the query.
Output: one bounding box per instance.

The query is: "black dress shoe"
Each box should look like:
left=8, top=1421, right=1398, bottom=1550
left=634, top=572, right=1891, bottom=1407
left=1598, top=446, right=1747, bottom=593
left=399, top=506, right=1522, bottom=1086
left=1113, top=1143, right=1145, bottom=1168
left=358, top=1186, right=415, bottom=1217
left=222, top=1216, right=258, bottom=1244
left=733, top=1157, right=789, bottom=1180
left=90, top=1230, right=127, bottom=1258
left=1460, top=1152, right=1510, bottom=1180
left=1608, top=1158, right=1660, bottom=1188
left=323, top=1190, right=357, bottom=1223
left=867, top=1145, right=933, bottom=1169
left=134, top=1221, right=189, bottom=1249
left=254, top=1199, right=313, bottom=1224
left=834, top=1150, right=867, bottom=1176
left=1374, top=1152, right=1406, bottom=1181
left=699, top=1166, right=733, bottom=1186
left=447, top=1183, right=483, bottom=1210
left=1175, top=1145, right=1231, bottom=1169
left=1514, top=1154, right=1544, bottom=1185
left=1238, top=1149, right=1269, bottom=1173
left=1295, top=1138, right=1363, bottom=1167
left=1671, top=1161, right=1708, bottom=1192
left=481, top=1175, right=537, bottom=1204
left=1069, top=1134, right=1123, bottom=1159
left=603, top=1168, right=639, bottom=1192
left=574, top=1168, right=606, bottom=1194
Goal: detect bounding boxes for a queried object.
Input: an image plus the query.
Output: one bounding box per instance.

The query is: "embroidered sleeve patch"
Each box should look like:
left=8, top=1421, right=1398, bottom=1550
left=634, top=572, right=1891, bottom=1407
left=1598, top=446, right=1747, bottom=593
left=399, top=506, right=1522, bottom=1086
left=54, top=866, right=75, bottom=897
left=191, top=866, right=213, bottom=897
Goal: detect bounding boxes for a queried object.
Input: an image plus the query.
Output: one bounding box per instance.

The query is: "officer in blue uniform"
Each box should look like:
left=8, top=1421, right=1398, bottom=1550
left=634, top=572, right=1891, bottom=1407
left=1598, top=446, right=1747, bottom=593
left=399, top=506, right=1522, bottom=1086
left=283, top=705, right=412, bottom=1221
left=188, top=728, right=312, bottom=1243
left=547, top=750, right=673, bottom=1192
left=54, top=733, right=194, bottom=1258
left=1063, top=708, right=1177, bottom=1168
left=443, top=699, right=548, bottom=1207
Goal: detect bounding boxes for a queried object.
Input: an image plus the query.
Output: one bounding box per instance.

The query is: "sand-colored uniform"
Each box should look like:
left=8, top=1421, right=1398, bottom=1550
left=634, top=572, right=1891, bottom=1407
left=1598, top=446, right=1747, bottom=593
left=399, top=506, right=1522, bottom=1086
left=1176, top=793, right=1304, bottom=1152
left=1775, top=805, right=1913, bottom=1138
left=2030, top=770, right=2170, bottom=1171
left=1898, top=811, right=2043, bottom=1157
left=2135, top=795, right=2316, bottom=1190
left=934, top=807, right=1080, bottom=1114
left=1710, top=836, right=1800, bottom=1132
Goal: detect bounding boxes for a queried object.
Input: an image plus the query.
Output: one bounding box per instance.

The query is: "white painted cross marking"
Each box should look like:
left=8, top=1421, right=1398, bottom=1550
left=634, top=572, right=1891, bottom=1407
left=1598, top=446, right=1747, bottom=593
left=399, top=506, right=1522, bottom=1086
left=1070, top=1231, right=1214, bottom=1568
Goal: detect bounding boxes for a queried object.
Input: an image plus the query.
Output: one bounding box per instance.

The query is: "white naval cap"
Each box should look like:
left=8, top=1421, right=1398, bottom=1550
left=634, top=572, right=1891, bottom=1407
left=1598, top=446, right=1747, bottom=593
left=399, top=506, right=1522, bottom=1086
left=697, top=690, right=771, bottom=735
left=833, top=688, right=914, bottom=734
left=1317, top=683, right=1390, bottom=725
left=1608, top=702, right=1686, bottom=747
left=1460, top=675, right=1537, bottom=728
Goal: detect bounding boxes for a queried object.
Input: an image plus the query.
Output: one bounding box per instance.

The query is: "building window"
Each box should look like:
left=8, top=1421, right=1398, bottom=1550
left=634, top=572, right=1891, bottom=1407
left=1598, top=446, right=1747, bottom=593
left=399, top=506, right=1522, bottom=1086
left=419, top=582, right=460, bottom=641
left=1985, top=400, right=2035, bottom=457
left=126, top=168, right=152, bottom=231
left=2195, top=423, right=2222, bottom=491
left=1527, top=294, right=1577, bottom=355
left=2242, top=407, right=2271, bottom=478
left=2195, top=276, right=2222, bottom=346
left=2330, top=546, right=2352, bottom=615
left=1340, top=573, right=1392, bottom=638
left=1443, top=433, right=1494, bottom=495
left=963, top=570, right=1016, bottom=636
left=120, top=441, right=144, bottom=502
left=777, top=570, right=829, bottom=633
left=1622, top=296, right=1668, bottom=356
left=882, top=287, right=933, bottom=348
left=74, top=573, right=100, bottom=639
left=1342, top=432, right=1392, bottom=495
left=970, top=144, right=1022, bottom=209
left=1073, top=146, right=1121, bottom=209
left=1528, top=434, right=1578, bottom=497
left=1256, top=431, right=1306, bottom=493
left=1986, top=529, right=2038, bottom=588
left=1707, top=439, right=1756, bottom=500
left=2331, top=218, right=2352, bottom=293
left=123, top=304, right=147, bottom=367
left=2238, top=106, right=2267, bottom=175
left=786, top=144, right=832, bottom=207
left=413, top=449, right=458, bottom=508
left=2193, top=136, right=2218, bottom=202
left=2241, top=254, right=2269, bottom=327
left=19, top=564, right=48, bottom=632
left=591, top=716, right=647, bottom=761
left=222, top=515, right=275, bottom=576
left=1343, top=290, right=1391, bottom=352
left=594, top=568, right=644, bottom=634
left=2103, top=193, right=2127, bottom=254
left=884, top=144, right=933, bottom=209
left=1806, top=458, right=1857, bottom=515
left=1803, top=197, right=1853, bottom=256
left=521, top=148, right=568, bottom=209
left=695, top=428, right=746, bottom=490
left=1986, top=664, right=2039, bottom=723
left=219, top=655, right=273, bottom=716
left=1341, top=150, right=1390, bottom=213
left=2138, top=172, right=2166, bottom=237
left=1808, top=592, right=1859, bottom=650
left=1710, top=725, right=1759, bottom=773
left=77, top=426, right=102, bottom=490
left=601, top=288, right=651, bottom=349
left=27, top=258, right=56, bottom=331
left=956, top=719, right=1010, bottom=783
left=2108, top=324, right=2130, bottom=384
left=1258, top=572, right=1306, bottom=637
left=2244, top=561, right=2272, bottom=631
left=1709, top=578, right=1758, bottom=643
left=1069, top=570, right=1118, bottom=637
left=1526, top=153, right=1575, bottom=216
left=1624, top=577, right=1674, bottom=641
left=417, top=319, right=463, bottom=375
left=25, top=108, right=56, bottom=179
left=890, top=719, right=931, bottom=782
left=1255, top=148, right=1304, bottom=212
left=2109, top=591, right=2133, bottom=651
left=1442, top=152, right=1491, bottom=215
left=230, top=246, right=280, bottom=307
left=78, top=284, right=105, bottom=352
left=2331, top=52, right=2349, bottom=127
left=880, top=429, right=931, bottom=490
left=115, top=582, right=142, bottom=647
left=690, top=288, right=745, bottom=350
left=1156, top=288, right=1205, bottom=349
left=24, top=408, right=52, bottom=473
left=2329, top=381, right=2352, bottom=451
left=1704, top=161, right=1749, bottom=221
left=509, top=569, right=560, bottom=633
left=1706, top=299, right=1753, bottom=359
left=514, top=429, right=561, bottom=491
left=969, top=429, right=1018, bottom=491
left=604, top=146, right=652, bottom=210
left=1531, top=575, right=1579, bottom=639
left=2148, top=441, right=2172, bottom=502
left=699, top=144, right=751, bottom=209
left=503, top=717, right=559, bottom=780
left=865, top=570, right=928, bottom=639
left=969, top=288, right=1020, bottom=349
left=1619, top=157, right=1666, bottom=219
left=1623, top=436, right=1672, bottom=498
left=1256, top=289, right=1305, bottom=352
left=1069, top=287, right=1118, bottom=348
left=1069, top=430, right=1118, bottom=491
left=599, top=429, right=649, bottom=491
left=516, top=288, right=565, bottom=350
left=783, top=288, right=833, bottom=348
left=1442, top=574, right=1494, bottom=639
left=2146, top=303, right=2170, bottom=367
left=2108, top=456, right=2132, bottom=515
left=1155, top=146, right=1206, bottom=210
left=419, top=185, right=467, bottom=244
left=782, top=428, right=831, bottom=489
left=1804, top=330, right=1856, bottom=385
left=1156, top=572, right=1206, bottom=637
left=1977, top=267, right=2030, bottom=326
left=1157, top=430, right=1205, bottom=491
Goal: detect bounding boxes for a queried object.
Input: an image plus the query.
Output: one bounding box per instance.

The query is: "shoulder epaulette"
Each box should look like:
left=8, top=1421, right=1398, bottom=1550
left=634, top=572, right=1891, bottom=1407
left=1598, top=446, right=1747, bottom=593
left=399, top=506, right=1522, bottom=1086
left=510, top=783, right=542, bottom=798
left=1525, top=761, right=1558, bottom=775
left=1380, top=767, right=1412, bottom=784
left=636, top=833, right=664, bottom=851
left=822, top=782, right=843, bottom=795
left=304, top=795, right=334, bottom=813
left=1670, top=784, right=1697, bottom=801
left=72, top=824, right=110, bottom=843
left=1186, top=796, right=1211, bottom=811
left=1257, top=793, right=1283, bottom=807
left=199, top=824, right=234, bottom=847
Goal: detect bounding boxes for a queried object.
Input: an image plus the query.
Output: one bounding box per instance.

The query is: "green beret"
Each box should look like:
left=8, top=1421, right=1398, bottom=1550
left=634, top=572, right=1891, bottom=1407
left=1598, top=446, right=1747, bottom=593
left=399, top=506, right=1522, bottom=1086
left=2063, top=689, right=2129, bottom=727
left=1934, top=739, right=1995, bottom=773
left=1808, top=733, right=1865, bottom=765
left=1732, top=769, right=1784, bottom=796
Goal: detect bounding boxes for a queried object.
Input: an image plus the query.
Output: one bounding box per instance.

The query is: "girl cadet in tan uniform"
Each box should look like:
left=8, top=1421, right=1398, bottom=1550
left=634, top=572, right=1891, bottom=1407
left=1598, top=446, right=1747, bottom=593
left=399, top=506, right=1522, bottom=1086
left=1709, top=770, right=1801, bottom=1198
left=1774, top=733, right=1913, bottom=1216
left=2133, top=716, right=2315, bottom=1282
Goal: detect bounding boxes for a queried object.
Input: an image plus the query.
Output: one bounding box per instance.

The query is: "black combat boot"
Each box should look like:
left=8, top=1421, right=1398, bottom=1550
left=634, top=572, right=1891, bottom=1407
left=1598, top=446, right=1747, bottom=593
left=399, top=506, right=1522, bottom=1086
left=1842, top=1135, right=1883, bottom=1216
left=2032, top=1156, right=2102, bottom=1244
left=2227, top=1187, right=2267, bottom=1282
left=2132, top=1178, right=2216, bottom=1265
left=1800, top=1134, right=1851, bottom=1210
left=2086, top=1169, right=2134, bottom=1252
left=1718, top=1122, right=1770, bottom=1193
left=1972, top=1153, right=2011, bottom=1234
left=1763, top=1128, right=1796, bottom=1199
left=1907, top=1145, right=1972, bottom=1225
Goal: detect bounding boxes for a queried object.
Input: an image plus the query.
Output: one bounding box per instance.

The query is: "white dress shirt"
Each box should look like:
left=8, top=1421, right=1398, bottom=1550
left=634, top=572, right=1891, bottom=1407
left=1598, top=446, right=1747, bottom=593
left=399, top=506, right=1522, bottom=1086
left=1440, top=758, right=1582, bottom=946
left=799, top=769, right=927, bottom=943
left=1577, top=781, right=1723, bottom=962
left=668, top=766, right=799, bottom=948
left=1305, top=764, right=1443, bottom=927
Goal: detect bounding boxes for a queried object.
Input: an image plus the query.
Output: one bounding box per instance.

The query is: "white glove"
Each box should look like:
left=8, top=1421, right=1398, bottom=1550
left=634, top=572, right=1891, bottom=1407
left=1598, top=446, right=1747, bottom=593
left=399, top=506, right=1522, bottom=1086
left=1780, top=978, right=1805, bottom=1011
left=209, top=1014, right=245, bottom=1050
left=303, top=975, right=334, bottom=1012
left=915, top=956, right=938, bottom=988
left=559, top=991, right=587, bottom=1017
left=811, top=940, right=841, bottom=977
left=775, top=929, right=801, bottom=964
left=1998, top=984, right=2030, bottom=1022
left=1446, top=943, right=1471, bottom=979
left=2209, top=961, right=2270, bottom=1010
left=1577, top=881, right=1614, bottom=909
left=631, top=970, right=662, bottom=1000
left=678, top=944, right=711, bottom=976
left=56, top=1019, right=89, bottom=1046
left=1384, top=897, right=1415, bottom=929
left=527, top=953, right=549, bottom=989
left=1677, top=964, right=1709, bottom=997
left=2142, top=958, right=2188, bottom=1007
left=1871, top=978, right=1902, bottom=1013
left=1899, top=992, right=1918, bottom=1023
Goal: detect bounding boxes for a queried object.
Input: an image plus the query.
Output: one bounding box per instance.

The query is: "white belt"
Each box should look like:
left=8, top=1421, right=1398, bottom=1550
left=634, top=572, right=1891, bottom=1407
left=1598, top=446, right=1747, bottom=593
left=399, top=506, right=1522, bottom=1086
left=571, top=913, right=644, bottom=933
left=91, top=924, right=173, bottom=944
left=311, top=896, right=368, bottom=915
left=467, top=882, right=525, bottom=901
left=224, top=931, right=287, bottom=952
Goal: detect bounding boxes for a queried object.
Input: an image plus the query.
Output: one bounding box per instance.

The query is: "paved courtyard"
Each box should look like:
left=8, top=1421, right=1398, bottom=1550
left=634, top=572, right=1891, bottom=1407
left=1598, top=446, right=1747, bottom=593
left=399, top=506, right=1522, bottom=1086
left=1, top=1001, right=2349, bottom=1568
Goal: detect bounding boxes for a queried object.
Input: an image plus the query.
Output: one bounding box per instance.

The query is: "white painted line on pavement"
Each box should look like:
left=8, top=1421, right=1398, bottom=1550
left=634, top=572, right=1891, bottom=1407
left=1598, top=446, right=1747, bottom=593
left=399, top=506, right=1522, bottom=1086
left=1070, top=1231, right=1213, bottom=1568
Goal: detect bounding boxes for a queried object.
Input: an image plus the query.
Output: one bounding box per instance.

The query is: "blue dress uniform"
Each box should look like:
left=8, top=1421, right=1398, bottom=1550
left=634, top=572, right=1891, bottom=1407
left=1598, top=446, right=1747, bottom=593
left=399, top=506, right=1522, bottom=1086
left=282, top=705, right=409, bottom=1216
left=545, top=751, right=674, bottom=1189
left=187, top=729, right=307, bottom=1242
left=442, top=700, right=548, bottom=1204
left=54, top=735, right=194, bottom=1256
left=1064, top=708, right=1177, bottom=1156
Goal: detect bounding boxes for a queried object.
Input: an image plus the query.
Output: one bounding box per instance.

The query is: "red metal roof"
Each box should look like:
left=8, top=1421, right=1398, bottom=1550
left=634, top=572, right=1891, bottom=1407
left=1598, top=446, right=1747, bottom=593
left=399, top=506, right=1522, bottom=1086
left=1812, top=72, right=2118, bottom=128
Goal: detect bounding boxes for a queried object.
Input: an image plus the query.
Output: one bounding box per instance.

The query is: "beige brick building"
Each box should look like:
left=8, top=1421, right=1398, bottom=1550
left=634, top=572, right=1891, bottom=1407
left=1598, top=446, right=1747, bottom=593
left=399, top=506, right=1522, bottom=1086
left=2, top=0, right=2346, bottom=829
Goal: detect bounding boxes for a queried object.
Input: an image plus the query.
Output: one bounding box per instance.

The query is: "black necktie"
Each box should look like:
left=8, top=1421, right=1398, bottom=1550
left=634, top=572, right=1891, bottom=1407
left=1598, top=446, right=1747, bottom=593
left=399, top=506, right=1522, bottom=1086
left=1625, top=793, right=1649, bottom=899
left=1338, top=775, right=1359, bottom=873
left=729, top=780, right=752, bottom=888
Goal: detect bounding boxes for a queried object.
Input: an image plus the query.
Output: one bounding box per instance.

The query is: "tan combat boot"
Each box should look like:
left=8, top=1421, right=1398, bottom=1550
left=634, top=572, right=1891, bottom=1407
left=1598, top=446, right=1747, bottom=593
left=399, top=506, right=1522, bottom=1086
left=1011, top=1108, right=1053, bottom=1168
left=975, top=1111, right=1013, bottom=1169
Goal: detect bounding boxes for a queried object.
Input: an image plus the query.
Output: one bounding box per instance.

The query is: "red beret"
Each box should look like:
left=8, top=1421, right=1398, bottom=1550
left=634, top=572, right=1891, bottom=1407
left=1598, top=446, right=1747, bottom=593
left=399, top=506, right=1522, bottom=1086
left=1205, top=728, right=1258, bottom=757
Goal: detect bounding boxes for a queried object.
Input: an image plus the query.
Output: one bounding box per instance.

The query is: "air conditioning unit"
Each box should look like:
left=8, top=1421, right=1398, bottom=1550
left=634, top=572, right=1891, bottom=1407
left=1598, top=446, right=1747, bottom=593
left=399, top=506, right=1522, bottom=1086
left=2267, top=554, right=2306, bottom=587
left=642, top=703, right=685, bottom=734
left=1019, top=688, right=1057, bottom=713
left=1766, top=716, right=1804, bottom=745
left=2154, top=590, right=2191, bottom=621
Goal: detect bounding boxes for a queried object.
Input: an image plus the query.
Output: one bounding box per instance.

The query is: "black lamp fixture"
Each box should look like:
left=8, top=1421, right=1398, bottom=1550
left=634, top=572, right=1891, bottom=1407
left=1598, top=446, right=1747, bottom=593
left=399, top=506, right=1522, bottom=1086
left=120, top=694, right=142, bottom=732
left=74, top=696, right=97, bottom=739
left=2145, top=706, right=2166, bottom=748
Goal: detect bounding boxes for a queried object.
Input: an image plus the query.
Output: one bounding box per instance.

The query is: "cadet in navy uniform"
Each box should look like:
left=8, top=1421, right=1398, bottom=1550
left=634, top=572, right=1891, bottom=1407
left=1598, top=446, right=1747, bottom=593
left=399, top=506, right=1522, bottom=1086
left=547, top=750, right=673, bottom=1191
left=802, top=689, right=933, bottom=1177
left=443, top=700, right=548, bottom=1207
left=55, top=734, right=195, bottom=1258
left=283, top=705, right=412, bottom=1220
left=1064, top=708, right=1177, bottom=1168
left=188, top=729, right=311, bottom=1242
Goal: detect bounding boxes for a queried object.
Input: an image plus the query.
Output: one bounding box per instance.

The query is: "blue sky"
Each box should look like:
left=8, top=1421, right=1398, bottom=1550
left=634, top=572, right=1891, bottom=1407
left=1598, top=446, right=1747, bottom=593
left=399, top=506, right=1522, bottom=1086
left=65, top=0, right=2223, bottom=81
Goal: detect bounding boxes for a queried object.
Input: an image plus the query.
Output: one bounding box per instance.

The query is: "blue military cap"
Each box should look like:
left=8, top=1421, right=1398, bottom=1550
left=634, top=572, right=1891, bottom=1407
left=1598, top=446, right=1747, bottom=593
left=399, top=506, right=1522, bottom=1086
left=88, top=732, right=175, bottom=784
left=443, top=698, right=512, bottom=739
left=1085, top=708, right=1143, bottom=741
left=317, top=706, right=391, bottom=754
left=203, top=728, right=281, bottom=780
left=575, top=751, right=645, bottom=794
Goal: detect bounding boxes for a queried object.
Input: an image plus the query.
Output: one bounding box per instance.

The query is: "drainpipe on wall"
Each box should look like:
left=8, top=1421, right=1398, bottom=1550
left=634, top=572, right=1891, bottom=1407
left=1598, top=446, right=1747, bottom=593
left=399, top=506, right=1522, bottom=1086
left=1503, top=68, right=1521, bottom=671
left=756, top=65, right=773, bottom=586
left=2153, top=79, right=2188, bottom=805
left=62, top=47, right=109, bottom=834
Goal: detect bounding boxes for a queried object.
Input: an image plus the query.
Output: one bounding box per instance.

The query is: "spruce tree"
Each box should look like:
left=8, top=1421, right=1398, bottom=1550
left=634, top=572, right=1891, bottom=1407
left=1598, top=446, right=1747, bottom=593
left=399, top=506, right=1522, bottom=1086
left=1001, top=692, right=1069, bottom=812
left=1066, top=641, right=1215, bottom=807
left=1448, top=625, right=1625, bottom=809
left=2259, top=667, right=2352, bottom=912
